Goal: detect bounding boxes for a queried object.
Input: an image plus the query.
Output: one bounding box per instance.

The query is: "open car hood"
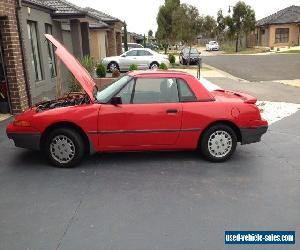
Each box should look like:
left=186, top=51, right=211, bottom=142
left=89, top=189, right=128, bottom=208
left=45, top=34, right=95, bottom=101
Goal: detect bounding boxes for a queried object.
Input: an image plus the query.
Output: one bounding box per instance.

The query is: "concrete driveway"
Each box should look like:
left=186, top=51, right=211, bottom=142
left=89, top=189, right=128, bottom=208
left=204, top=54, right=300, bottom=81
left=0, top=113, right=299, bottom=249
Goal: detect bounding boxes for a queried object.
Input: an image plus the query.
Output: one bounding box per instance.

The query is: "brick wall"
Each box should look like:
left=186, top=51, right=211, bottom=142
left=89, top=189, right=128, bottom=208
left=0, top=0, right=29, bottom=113
left=107, top=30, right=116, bottom=56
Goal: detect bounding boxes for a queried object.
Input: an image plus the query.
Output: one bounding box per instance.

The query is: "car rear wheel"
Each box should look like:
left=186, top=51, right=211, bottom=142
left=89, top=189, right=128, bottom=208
left=44, top=128, right=84, bottom=168
left=149, top=62, right=159, bottom=69
left=108, top=62, right=119, bottom=72
left=200, top=124, right=237, bottom=162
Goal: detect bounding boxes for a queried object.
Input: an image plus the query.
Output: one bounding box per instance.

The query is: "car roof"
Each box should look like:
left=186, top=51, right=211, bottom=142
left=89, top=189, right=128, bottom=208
left=128, top=70, right=192, bottom=77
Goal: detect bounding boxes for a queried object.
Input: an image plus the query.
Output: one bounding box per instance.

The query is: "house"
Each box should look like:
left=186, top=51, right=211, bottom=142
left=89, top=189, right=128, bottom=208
left=256, top=5, right=300, bottom=48
left=86, top=7, right=123, bottom=62
left=123, top=31, right=144, bottom=44
left=0, top=0, right=124, bottom=114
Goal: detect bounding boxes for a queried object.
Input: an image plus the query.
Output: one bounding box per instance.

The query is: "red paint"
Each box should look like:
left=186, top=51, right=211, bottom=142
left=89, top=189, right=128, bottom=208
left=6, top=35, right=268, bottom=155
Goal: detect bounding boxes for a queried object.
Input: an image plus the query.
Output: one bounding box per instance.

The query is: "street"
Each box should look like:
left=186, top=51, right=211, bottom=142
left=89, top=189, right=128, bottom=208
left=1, top=112, right=299, bottom=249
left=204, top=54, right=300, bottom=81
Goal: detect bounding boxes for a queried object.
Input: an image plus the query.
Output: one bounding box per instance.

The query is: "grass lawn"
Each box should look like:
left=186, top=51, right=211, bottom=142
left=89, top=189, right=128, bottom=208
left=170, top=64, right=211, bottom=70
left=277, top=49, right=300, bottom=54
left=223, top=47, right=270, bottom=54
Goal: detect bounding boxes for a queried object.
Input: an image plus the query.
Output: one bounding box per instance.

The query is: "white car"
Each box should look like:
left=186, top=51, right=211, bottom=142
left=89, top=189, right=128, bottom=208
left=102, top=48, right=170, bottom=72
left=206, top=41, right=220, bottom=51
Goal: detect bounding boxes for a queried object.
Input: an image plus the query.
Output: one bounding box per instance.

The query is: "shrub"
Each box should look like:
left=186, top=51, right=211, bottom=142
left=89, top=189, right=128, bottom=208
left=96, top=63, right=106, bottom=78
left=112, top=69, right=121, bottom=78
left=129, top=64, right=138, bottom=71
left=69, top=55, right=94, bottom=92
left=168, top=53, right=175, bottom=64
left=159, top=63, right=168, bottom=70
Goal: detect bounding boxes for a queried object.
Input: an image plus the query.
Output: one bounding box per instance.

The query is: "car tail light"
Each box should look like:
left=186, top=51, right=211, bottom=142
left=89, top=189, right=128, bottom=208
left=13, top=120, right=31, bottom=127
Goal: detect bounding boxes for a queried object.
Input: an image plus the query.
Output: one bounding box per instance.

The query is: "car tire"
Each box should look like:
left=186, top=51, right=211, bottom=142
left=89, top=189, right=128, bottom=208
left=200, top=124, right=237, bottom=162
left=108, top=62, right=119, bottom=72
left=44, top=128, right=85, bottom=168
left=149, top=62, right=159, bottom=70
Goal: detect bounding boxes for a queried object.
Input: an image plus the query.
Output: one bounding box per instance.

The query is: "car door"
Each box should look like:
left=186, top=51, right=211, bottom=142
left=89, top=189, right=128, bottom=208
left=98, top=77, right=182, bottom=149
left=137, top=49, right=153, bottom=69
left=120, top=49, right=138, bottom=70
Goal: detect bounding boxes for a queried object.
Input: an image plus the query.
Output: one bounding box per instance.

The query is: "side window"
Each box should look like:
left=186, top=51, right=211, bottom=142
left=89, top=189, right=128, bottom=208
left=117, top=79, right=134, bottom=104
left=138, top=50, right=152, bottom=56
left=126, top=50, right=137, bottom=56
left=177, top=78, right=197, bottom=102
left=133, top=78, right=179, bottom=104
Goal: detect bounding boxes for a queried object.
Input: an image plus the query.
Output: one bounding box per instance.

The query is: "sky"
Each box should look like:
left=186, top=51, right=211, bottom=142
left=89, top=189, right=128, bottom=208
left=70, top=0, right=300, bottom=34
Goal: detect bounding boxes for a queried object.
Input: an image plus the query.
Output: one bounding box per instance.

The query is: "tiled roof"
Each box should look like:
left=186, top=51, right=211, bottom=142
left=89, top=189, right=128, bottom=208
left=22, top=0, right=55, bottom=10
left=38, top=0, right=87, bottom=16
left=257, top=5, right=300, bottom=26
left=84, top=7, right=120, bottom=23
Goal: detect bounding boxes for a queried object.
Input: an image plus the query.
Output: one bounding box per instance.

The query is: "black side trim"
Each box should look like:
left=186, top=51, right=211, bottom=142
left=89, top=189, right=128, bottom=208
left=240, top=126, right=268, bottom=145
left=88, top=128, right=201, bottom=135
left=7, top=132, right=41, bottom=150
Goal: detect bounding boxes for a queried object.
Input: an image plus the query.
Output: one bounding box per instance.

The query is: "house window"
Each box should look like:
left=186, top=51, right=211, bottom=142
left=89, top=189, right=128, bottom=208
left=27, top=21, right=43, bottom=81
left=45, top=24, right=56, bottom=78
left=275, top=28, right=289, bottom=43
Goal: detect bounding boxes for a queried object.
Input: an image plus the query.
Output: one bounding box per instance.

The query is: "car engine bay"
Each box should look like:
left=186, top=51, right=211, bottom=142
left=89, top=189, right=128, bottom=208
left=35, top=93, right=90, bottom=112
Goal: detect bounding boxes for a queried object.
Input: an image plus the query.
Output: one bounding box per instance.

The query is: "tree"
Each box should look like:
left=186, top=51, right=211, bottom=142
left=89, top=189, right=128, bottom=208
left=202, top=15, right=217, bottom=38
left=225, top=1, right=256, bottom=52
left=172, top=3, right=202, bottom=64
left=216, top=9, right=225, bottom=40
left=156, top=0, right=180, bottom=54
left=123, top=21, right=128, bottom=52
left=148, top=29, right=153, bottom=38
left=143, top=34, right=147, bottom=47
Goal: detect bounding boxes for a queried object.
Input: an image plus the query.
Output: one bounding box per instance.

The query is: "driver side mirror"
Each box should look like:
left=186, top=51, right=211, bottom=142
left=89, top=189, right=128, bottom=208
left=110, top=96, right=122, bottom=105
left=121, top=54, right=126, bottom=57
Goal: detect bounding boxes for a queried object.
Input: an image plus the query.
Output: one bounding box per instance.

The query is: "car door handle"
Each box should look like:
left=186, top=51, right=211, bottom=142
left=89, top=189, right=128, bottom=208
left=166, top=109, right=178, bottom=113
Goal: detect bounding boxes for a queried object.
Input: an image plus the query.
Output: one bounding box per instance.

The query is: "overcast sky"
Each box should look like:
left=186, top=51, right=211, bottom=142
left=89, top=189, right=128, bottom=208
left=70, top=0, right=300, bottom=34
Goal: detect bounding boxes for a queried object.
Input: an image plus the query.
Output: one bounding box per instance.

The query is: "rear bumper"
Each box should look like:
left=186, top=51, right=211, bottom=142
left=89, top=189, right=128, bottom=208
left=7, top=132, right=41, bottom=150
left=240, top=126, right=268, bottom=145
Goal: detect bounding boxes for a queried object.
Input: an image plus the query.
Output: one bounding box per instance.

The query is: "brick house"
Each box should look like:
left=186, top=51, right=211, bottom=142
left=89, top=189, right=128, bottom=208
left=0, top=0, right=29, bottom=114
left=256, top=5, right=300, bottom=48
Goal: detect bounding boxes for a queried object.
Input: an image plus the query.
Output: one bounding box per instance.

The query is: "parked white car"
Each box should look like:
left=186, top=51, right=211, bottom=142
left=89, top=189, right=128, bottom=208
left=102, top=48, right=170, bottom=72
left=206, top=41, right=220, bottom=51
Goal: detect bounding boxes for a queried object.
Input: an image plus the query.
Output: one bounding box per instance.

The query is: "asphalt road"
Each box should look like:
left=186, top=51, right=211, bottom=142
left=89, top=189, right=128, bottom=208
left=204, top=54, right=300, bottom=81
left=0, top=115, right=299, bottom=249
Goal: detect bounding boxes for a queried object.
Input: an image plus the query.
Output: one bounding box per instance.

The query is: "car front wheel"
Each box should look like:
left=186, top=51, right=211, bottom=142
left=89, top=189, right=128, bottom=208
left=108, top=62, right=119, bottom=72
left=150, top=62, right=159, bottom=69
left=44, top=128, right=84, bottom=168
left=200, top=124, right=237, bottom=162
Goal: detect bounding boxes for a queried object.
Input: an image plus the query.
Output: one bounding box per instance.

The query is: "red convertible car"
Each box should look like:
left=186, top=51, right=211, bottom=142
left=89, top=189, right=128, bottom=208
left=7, top=35, right=268, bottom=167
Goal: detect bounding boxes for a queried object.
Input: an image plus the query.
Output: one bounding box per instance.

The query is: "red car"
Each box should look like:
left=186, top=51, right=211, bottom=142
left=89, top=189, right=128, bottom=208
left=6, top=35, right=268, bottom=168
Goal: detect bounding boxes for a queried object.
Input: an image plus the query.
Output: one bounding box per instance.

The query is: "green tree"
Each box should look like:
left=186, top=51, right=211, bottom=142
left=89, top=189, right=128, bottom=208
left=148, top=29, right=153, bottom=38
left=143, top=34, right=147, bottom=47
left=225, top=1, right=256, bottom=52
left=156, top=0, right=180, bottom=54
left=216, top=9, right=225, bottom=40
left=172, top=4, right=202, bottom=64
left=202, top=15, right=217, bottom=38
left=123, top=21, right=128, bottom=52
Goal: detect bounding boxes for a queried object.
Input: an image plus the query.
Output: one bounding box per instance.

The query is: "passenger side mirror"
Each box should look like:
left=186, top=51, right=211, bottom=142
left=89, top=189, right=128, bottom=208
left=110, top=96, right=122, bottom=105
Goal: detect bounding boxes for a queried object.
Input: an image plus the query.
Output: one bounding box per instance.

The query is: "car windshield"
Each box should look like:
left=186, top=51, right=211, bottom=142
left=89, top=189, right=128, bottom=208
left=209, top=41, right=217, bottom=45
left=183, top=48, right=198, bottom=54
left=95, top=75, right=132, bottom=103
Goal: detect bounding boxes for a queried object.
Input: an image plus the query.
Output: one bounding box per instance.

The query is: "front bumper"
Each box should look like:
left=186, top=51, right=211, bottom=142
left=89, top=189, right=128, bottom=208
left=7, top=132, right=41, bottom=150
left=240, top=126, right=268, bottom=145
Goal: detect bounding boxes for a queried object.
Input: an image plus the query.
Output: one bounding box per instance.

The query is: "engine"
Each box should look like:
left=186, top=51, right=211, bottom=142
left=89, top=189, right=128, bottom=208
left=36, top=93, right=90, bottom=112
